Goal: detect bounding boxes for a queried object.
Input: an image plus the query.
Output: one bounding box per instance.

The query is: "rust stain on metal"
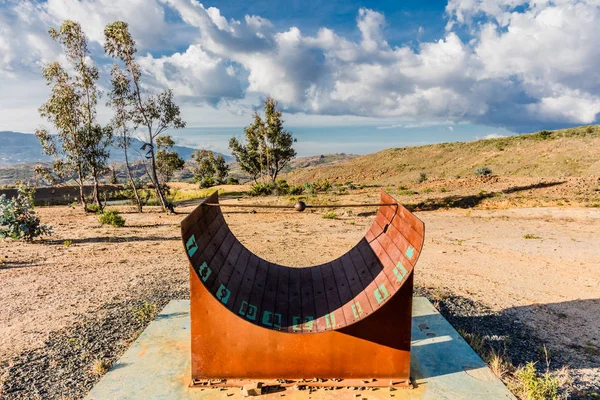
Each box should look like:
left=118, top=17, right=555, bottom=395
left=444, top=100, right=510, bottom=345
left=180, top=190, right=425, bottom=385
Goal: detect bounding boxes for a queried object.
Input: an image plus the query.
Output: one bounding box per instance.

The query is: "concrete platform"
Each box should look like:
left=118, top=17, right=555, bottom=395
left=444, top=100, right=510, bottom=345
left=85, top=298, right=515, bottom=400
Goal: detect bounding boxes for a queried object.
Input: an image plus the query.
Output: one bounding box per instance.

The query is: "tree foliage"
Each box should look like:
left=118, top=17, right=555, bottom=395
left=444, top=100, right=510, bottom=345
left=107, top=64, right=143, bottom=212
left=156, top=136, right=185, bottom=183
left=104, top=21, right=185, bottom=212
left=36, top=20, right=112, bottom=211
left=191, top=149, right=229, bottom=188
left=229, top=97, right=296, bottom=182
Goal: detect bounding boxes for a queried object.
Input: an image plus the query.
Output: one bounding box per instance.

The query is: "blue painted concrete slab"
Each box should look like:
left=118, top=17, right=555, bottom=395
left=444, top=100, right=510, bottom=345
left=85, top=298, right=515, bottom=400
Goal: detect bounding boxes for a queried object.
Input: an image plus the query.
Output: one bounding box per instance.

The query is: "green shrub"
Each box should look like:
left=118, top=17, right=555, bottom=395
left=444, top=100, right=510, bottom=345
left=226, top=177, right=240, bottom=185
left=475, top=167, right=493, bottom=176
left=303, top=182, right=316, bottom=195
left=398, top=189, right=417, bottom=196
left=523, top=234, right=541, bottom=239
left=322, top=211, right=337, bottom=219
left=511, top=362, right=559, bottom=400
left=275, top=179, right=290, bottom=195
left=417, top=172, right=428, bottom=183
left=250, top=182, right=276, bottom=196
left=199, top=176, right=215, bottom=188
left=345, top=182, right=357, bottom=190
left=288, top=185, right=304, bottom=195
left=63, top=239, right=73, bottom=247
left=98, top=210, right=125, bottom=227
left=132, top=302, right=157, bottom=324
left=312, top=179, right=331, bottom=192
left=538, top=130, right=553, bottom=140
left=86, top=204, right=102, bottom=213
left=0, top=185, right=52, bottom=241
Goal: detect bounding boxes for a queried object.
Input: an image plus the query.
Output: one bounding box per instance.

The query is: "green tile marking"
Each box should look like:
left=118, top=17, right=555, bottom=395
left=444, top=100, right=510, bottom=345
left=405, top=246, right=415, bottom=260
left=292, top=316, right=302, bottom=331
left=374, top=283, right=390, bottom=304
left=216, top=284, right=231, bottom=305
left=303, top=316, right=314, bottom=330
left=239, top=301, right=257, bottom=321
left=262, top=311, right=282, bottom=328
left=351, top=302, right=364, bottom=319
left=393, top=262, right=408, bottom=282
left=198, top=262, right=212, bottom=282
left=292, top=316, right=314, bottom=331
left=186, top=235, right=198, bottom=257
left=325, top=313, right=336, bottom=329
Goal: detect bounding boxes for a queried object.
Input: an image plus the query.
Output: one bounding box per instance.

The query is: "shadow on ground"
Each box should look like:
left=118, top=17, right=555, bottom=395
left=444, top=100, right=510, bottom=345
left=415, top=286, right=600, bottom=398
left=45, top=235, right=180, bottom=245
left=406, top=181, right=566, bottom=211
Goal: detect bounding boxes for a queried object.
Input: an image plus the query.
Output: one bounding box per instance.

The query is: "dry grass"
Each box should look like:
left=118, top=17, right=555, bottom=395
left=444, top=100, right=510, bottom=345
left=285, top=125, right=600, bottom=185
left=322, top=211, right=337, bottom=219
left=457, top=330, right=567, bottom=399
left=132, top=302, right=157, bottom=325
left=91, top=359, right=111, bottom=376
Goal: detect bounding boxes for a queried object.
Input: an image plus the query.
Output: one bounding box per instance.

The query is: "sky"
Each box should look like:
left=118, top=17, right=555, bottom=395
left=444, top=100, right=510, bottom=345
left=0, top=0, right=599, bottom=156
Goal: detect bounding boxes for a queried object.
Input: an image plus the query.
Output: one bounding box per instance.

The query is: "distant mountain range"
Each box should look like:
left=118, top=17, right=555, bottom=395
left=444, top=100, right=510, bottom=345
left=0, top=131, right=232, bottom=166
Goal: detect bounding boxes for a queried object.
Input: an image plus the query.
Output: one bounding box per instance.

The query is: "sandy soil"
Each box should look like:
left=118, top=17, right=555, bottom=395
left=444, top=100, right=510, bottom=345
left=0, top=190, right=599, bottom=396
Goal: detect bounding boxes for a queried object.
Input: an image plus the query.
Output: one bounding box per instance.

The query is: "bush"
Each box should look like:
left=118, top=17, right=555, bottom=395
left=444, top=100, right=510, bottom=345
left=199, top=176, right=215, bottom=188
left=475, top=167, right=493, bottom=176
left=288, top=185, right=304, bottom=195
left=322, top=211, right=337, bottom=219
left=538, top=130, right=553, bottom=140
left=313, top=179, right=331, bottom=192
left=226, top=177, right=240, bottom=185
left=86, top=204, right=102, bottom=213
left=0, top=185, right=52, bottom=241
left=98, top=210, right=125, bottom=227
left=417, top=172, right=428, bottom=183
left=250, top=182, right=276, bottom=196
left=275, top=179, right=290, bottom=195
left=511, top=362, right=559, bottom=400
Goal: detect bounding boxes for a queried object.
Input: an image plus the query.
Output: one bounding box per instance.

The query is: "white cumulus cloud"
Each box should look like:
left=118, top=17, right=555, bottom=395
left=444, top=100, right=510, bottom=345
left=0, top=0, right=599, bottom=132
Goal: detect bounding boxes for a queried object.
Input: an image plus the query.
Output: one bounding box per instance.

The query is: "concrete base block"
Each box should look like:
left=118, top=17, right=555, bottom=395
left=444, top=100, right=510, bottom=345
left=85, top=298, right=515, bottom=400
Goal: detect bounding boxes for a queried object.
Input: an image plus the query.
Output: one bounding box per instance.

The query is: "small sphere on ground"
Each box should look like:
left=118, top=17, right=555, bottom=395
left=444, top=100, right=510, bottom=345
left=294, top=201, right=306, bottom=212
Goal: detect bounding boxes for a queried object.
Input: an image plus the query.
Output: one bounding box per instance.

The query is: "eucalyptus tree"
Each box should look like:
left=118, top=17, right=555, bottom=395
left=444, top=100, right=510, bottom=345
left=104, top=21, right=186, bottom=212
left=191, top=149, right=229, bottom=188
left=108, top=65, right=143, bottom=212
left=229, top=97, right=296, bottom=183
left=156, top=135, right=185, bottom=184
left=36, top=20, right=112, bottom=210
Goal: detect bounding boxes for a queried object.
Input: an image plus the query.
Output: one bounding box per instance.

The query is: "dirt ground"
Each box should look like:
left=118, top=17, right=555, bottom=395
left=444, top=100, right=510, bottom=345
left=0, top=184, right=599, bottom=398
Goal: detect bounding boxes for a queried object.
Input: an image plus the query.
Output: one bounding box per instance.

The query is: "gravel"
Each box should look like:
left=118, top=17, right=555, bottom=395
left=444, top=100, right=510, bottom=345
left=415, top=286, right=600, bottom=399
left=0, top=280, right=187, bottom=400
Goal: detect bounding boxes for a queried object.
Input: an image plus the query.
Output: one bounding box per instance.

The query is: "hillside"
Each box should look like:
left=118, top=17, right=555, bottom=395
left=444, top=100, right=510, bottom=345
left=226, top=153, right=357, bottom=182
left=0, top=131, right=232, bottom=167
left=284, top=125, right=600, bottom=185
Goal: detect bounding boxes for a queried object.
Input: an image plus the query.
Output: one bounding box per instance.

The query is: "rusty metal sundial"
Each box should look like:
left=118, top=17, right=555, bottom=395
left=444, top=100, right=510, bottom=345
left=180, top=190, right=425, bottom=388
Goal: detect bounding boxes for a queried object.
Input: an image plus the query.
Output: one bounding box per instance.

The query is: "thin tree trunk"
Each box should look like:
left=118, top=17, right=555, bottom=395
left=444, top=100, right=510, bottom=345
left=124, top=142, right=143, bottom=213
left=148, top=142, right=168, bottom=212
left=77, top=164, right=87, bottom=211
left=91, top=166, right=102, bottom=209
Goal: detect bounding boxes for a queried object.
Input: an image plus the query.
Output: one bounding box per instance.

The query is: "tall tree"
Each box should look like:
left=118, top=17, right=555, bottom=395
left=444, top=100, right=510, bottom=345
left=156, top=136, right=185, bottom=184
left=108, top=65, right=143, bottom=212
left=191, top=149, right=229, bottom=188
left=104, top=21, right=186, bottom=212
left=229, top=97, right=296, bottom=182
left=36, top=21, right=112, bottom=210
